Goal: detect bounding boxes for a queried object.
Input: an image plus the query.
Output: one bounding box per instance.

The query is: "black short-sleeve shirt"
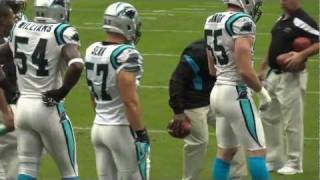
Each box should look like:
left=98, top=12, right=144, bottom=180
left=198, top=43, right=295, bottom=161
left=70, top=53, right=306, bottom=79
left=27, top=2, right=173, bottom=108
left=268, top=8, right=319, bottom=70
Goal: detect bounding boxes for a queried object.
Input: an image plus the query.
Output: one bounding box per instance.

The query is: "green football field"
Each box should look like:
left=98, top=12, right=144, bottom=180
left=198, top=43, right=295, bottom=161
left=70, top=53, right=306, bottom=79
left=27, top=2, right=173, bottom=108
left=24, top=0, right=319, bottom=179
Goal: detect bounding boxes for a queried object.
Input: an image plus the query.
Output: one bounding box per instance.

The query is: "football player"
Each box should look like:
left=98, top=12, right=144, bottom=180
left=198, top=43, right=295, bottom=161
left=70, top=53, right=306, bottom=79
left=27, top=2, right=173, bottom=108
left=204, top=0, right=271, bottom=180
left=85, top=2, right=150, bottom=180
left=0, top=0, right=83, bottom=179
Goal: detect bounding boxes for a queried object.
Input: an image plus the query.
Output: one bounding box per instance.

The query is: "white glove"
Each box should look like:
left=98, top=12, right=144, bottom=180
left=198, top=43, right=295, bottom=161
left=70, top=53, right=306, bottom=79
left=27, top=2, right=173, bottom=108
left=257, top=87, right=271, bottom=110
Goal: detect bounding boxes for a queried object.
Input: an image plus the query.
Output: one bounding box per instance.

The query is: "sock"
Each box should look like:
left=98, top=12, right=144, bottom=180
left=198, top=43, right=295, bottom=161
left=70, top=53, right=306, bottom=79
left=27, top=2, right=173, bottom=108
left=212, top=158, right=230, bottom=180
left=248, top=156, right=270, bottom=180
left=0, top=123, right=8, bottom=136
left=17, top=174, right=36, bottom=180
left=62, top=177, right=79, bottom=180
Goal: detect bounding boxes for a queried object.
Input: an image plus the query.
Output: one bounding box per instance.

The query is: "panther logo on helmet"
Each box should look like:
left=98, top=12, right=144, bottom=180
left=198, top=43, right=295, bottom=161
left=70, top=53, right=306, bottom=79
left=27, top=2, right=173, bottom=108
left=34, top=0, right=71, bottom=23
left=103, top=2, right=142, bottom=44
left=224, top=0, right=263, bottom=22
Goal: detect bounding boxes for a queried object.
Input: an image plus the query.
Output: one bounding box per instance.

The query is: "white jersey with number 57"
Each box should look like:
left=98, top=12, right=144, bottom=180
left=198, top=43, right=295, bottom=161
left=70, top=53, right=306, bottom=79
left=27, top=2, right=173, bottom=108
left=85, top=42, right=143, bottom=125
left=204, top=11, right=256, bottom=85
left=8, top=21, right=80, bottom=97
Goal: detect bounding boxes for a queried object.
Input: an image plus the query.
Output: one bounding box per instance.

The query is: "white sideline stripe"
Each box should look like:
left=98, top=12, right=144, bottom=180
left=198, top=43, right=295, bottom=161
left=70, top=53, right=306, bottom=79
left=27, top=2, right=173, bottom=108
left=73, top=126, right=318, bottom=141
left=77, top=26, right=269, bottom=35
left=139, top=85, right=320, bottom=95
left=142, top=53, right=319, bottom=62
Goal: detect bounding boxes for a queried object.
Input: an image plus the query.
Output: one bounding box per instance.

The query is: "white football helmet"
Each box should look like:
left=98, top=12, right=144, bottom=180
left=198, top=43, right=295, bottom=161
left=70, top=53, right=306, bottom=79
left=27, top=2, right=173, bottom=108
left=34, top=0, right=70, bottom=23
left=224, top=0, right=263, bottom=22
left=103, top=2, right=142, bottom=44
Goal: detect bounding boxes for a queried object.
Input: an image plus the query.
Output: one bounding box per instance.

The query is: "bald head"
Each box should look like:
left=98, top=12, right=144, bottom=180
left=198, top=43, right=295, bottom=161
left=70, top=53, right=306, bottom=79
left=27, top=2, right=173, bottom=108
left=280, top=0, right=300, bottom=13
left=0, top=4, right=14, bottom=37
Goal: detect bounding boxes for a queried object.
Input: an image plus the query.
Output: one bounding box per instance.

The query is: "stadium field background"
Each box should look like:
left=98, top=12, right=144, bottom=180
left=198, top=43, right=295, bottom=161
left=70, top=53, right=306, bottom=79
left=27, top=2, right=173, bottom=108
left=23, top=0, right=319, bottom=179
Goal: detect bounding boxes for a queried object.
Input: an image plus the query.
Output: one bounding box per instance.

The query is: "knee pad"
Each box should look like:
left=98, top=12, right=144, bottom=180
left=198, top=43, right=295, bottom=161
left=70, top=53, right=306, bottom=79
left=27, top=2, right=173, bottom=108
left=18, top=156, right=40, bottom=178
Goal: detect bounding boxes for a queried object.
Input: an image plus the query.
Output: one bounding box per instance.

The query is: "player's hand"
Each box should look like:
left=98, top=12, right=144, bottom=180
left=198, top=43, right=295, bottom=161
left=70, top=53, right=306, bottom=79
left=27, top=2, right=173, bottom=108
left=167, top=113, right=191, bottom=138
left=134, top=129, right=150, bottom=179
left=258, top=87, right=271, bottom=111
left=257, top=69, right=266, bottom=81
left=42, top=88, right=68, bottom=106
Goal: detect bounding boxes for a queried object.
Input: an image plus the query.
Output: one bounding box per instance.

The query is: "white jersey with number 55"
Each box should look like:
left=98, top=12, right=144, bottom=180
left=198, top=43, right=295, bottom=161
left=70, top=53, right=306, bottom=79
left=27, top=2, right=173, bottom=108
left=204, top=11, right=256, bottom=85
left=8, top=21, right=80, bottom=97
left=85, top=42, right=143, bottom=125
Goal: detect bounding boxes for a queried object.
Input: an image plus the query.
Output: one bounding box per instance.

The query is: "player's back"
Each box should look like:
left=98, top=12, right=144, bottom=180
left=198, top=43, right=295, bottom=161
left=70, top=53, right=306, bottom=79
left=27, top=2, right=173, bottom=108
left=85, top=42, right=143, bottom=125
left=8, top=21, right=79, bottom=97
left=204, top=11, right=256, bottom=85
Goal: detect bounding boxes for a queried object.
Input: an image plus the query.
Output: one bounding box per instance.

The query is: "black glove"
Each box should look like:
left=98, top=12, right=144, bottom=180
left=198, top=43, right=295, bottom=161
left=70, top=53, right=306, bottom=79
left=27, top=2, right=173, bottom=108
left=135, top=129, right=150, bottom=144
left=42, top=87, right=68, bottom=107
left=134, top=129, right=150, bottom=180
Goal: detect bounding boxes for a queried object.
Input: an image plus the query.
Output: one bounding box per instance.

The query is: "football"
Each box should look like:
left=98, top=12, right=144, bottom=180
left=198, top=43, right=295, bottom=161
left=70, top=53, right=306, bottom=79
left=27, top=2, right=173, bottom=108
left=292, top=37, right=312, bottom=52
left=167, top=116, right=191, bottom=139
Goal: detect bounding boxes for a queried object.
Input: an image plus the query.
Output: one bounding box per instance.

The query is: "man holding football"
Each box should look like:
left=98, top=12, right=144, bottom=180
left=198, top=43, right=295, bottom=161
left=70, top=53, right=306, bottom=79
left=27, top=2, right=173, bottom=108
left=258, top=0, right=319, bottom=175
left=168, top=39, right=247, bottom=180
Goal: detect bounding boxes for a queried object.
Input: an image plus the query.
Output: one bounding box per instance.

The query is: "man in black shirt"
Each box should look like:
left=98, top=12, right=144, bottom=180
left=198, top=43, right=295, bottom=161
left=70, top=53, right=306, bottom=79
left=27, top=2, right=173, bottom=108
left=169, top=39, right=246, bottom=180
left=258, top=0, right=319, bottom=175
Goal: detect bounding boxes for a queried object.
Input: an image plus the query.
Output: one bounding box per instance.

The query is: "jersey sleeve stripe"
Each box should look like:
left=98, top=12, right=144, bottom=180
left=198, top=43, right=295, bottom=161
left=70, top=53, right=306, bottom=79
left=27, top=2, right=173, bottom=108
left=54, top=23, right=71, bottom=45
left=225, top=13, right=251, bottom=36
left=293, top=17, right=320, bottom=36
left=183, top=55, right=203, bottom=90
left=110, top=44, right=133, bottom=69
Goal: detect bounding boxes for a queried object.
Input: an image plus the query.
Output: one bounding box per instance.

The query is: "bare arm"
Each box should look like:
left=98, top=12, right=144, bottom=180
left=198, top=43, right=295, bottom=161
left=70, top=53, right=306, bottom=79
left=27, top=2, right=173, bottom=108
left=0, top=43, right=12, bottom=64
left=206, top=48, right=216, bottom=77
left=0, top=88, right=13, bottom=132
left=117, top=70, right=144, bottom=131
left=257, top=54, right=269, bottom=81
left=234, top=37, right=262, bottom=92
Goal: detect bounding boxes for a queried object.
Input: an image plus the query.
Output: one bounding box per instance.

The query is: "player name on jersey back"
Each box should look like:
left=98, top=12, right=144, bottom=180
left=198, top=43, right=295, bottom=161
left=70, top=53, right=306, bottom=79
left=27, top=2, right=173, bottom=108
left=17, top=21, right=54, bottom=33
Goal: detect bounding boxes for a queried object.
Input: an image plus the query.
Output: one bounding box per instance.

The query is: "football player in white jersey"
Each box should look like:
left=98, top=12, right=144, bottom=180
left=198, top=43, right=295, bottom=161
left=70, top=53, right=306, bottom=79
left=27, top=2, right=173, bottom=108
left=0, top=0, right=83, bottom=179
left=85, top=2, right=150, bottom=180
left=204, top=0, right=271, bottom=179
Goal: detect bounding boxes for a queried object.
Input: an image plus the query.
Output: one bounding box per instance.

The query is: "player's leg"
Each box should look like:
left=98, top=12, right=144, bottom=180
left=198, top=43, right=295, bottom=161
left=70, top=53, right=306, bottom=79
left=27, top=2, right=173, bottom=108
left=40, top=102, right=78, bottom=179
left=277, top=71, right=306, bottom=173
left=229, top=147, right=247, bottom=180
left=15, top=98, right=43, bottom=179
left=91, top=124, right=117, bottom=180
left=260, top=71, right=284, bottom=171
left=231, top=86, right=269, bottom=180
left=211, top=85, right=239, bottom=180
left=112, top=126, right=149, bottom=180
left=183, top=106, right=209, bottom=180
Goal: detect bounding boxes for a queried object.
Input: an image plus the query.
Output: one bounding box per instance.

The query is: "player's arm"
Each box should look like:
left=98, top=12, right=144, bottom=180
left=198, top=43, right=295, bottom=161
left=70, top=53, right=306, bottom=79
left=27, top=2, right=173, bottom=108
left=258, top=54, right=269, bottom=81
left=42, top=44, right=83, bottom=105
left=235, top=37, right=261, bottom=92
left=0, top=88, right=14, bottom=135
left=118, top=70, right=144, bottom=130
left=0, top=42, right=12, bottom=64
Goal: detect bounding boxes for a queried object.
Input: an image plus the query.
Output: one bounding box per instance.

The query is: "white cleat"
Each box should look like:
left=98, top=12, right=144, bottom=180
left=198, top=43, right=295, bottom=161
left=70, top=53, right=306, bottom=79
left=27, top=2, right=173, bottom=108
left=277, top=166, right=303, bottom=175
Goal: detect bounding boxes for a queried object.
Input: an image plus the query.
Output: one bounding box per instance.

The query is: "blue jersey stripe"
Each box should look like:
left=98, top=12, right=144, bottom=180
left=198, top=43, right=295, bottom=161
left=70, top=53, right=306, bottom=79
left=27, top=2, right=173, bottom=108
left=110, top=44, right=133, bottom=69
left=225, top=12, right=251, bottom=36
left=183, top=55, right=203, bottom=91
left=236, top=86, right=262, bottom=147
left=54, top=23, right=71, bottom=45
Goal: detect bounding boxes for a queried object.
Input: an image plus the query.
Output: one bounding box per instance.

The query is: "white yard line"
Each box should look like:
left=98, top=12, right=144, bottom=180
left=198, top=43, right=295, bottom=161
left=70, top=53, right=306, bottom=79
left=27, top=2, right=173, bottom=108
left=73, top=126, right=318, bottom=141
left=139, top=85, right=320, bottom=95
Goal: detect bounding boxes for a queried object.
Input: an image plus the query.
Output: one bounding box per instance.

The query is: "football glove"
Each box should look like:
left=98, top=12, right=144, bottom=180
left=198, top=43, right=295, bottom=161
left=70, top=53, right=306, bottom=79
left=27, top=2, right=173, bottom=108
left=167, top=113, right=191, bottom=139
left=42, top=87, right=68, bottom=107
left=134, top=129, right=150, bottom=180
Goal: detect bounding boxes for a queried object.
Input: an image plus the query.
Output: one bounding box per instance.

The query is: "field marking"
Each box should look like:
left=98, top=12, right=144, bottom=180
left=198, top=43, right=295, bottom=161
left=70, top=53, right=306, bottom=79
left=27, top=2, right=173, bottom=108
left=139, top=85, right=320, bottom=95
left=73, top=126, right=318, bottom=141
left=77, top=25, right=270, bottom=35
left=142, top=53, right=319, bottom=63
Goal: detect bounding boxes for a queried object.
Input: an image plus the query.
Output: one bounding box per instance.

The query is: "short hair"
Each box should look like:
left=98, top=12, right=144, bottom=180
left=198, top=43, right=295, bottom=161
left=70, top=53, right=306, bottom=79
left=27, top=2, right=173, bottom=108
left=0, top=4, right=12, bottom=19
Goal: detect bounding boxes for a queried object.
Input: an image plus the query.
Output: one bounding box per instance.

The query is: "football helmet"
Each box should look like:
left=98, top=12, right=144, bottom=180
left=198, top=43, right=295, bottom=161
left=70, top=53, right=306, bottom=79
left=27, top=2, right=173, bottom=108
left=34, top=0, right=71, bottom=23
left=103, top=2, right=142, bottom=44
left=224, top=0, right=263, bottom=22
